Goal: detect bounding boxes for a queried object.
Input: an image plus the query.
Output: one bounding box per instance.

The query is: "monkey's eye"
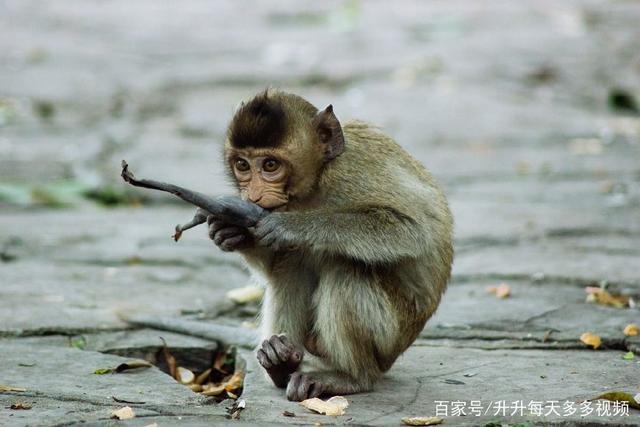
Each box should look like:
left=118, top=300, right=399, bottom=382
left=262, top=158, right=280, bottom=173
left=235, top=158, right=250, bottom=172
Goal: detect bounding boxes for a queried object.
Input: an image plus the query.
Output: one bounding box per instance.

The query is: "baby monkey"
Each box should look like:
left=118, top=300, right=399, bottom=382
left=209, top=89, right=453, bottom=401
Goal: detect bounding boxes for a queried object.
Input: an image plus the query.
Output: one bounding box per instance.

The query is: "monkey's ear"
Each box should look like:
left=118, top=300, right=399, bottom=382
left=313, top=105, right=345, bottom=161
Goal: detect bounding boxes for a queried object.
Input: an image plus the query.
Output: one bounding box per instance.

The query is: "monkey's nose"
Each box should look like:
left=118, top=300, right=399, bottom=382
left=247, top=192, right=262, bottom=203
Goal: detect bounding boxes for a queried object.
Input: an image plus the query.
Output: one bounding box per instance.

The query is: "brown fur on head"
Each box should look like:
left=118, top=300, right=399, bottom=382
left=224, top=89, right=345, bottom=209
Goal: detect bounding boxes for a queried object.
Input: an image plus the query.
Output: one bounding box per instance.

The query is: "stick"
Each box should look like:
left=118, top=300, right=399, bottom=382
left=124, top=315, right=258, bottom=349
left=121, top=160, right=266, bottom=234
left=172, top=209, right=208, bottom=242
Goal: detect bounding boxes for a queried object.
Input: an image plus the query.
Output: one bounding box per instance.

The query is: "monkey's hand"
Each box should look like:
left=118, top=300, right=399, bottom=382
left=257, top=335, right=304, bottom=388
left=253, top=215, right=295, bottom=251
left=207, top=215, right=254, bottom=252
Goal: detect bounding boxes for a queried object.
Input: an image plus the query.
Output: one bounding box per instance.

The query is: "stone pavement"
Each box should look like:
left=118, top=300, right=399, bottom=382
left=1, top=1, right=639, bottom=425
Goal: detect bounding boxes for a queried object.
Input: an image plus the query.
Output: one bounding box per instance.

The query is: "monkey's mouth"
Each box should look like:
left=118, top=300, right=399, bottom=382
left=255, top=194, right=289, bottom=210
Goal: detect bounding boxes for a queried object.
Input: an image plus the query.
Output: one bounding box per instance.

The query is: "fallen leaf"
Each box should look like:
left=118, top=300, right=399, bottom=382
left=178, top=367, right=195, bottom=385
left=463, top=373, right=477, bottom=377
left=486, top=283, right=510, bottom=298
left=569, top=138, right=602, bottom=155
left=282, top=410, right=295, bottom=417
left=580, top=332, right=601, bottom=349
left=623, top=324, right=638, bottom=336
left=224, top=371, right=245, bottom=393
left=201, top=383, right=226, bottom=396
left=226, top=285, right=264, bottom=304
left=115, top=360, right=153, bottom=373
left=594, top=391, right=640, bottom=410
left=195, top=368, right=212, bottom=385
left=18, top=363, right=36, bottom=367
left=70, top=336, right=87, bottom=350
left=213, top=351, right=232, bottom=374
left=9, top=402, right=32, bottom=410
left=443, top=379, right=465, bottom=385
left=622, top=352, right=634, bottom=360
left=189, top=383, right=203, bottom=392
left=111, top=406, right=136, bottom=420
left=585, top=287, right=630, bottom=308
left=143, top=424, right=158, bottom=427
left=0, top=385, right=26, bottom=392
left=160, top=337, right=178, bottom=380
left=94, top=367, right=113, bottom=375
left=401, top=416, right=444, bottom=426
left=300, top=396, right=349, bottom=416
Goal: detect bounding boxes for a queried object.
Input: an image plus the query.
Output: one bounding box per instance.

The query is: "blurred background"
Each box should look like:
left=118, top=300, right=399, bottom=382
left=1, top=1, right=640, bottom=424
left=1, top=0, right=640, bottom=368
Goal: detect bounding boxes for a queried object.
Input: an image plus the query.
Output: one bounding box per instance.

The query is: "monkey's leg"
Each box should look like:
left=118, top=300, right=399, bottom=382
left=286, top=263, right=403, bottom=401
left=253, top=257, right=315, bottom=388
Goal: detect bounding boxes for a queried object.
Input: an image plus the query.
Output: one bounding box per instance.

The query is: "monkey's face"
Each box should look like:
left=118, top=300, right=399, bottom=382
left=224, top=89, right=345, bottom=209
left=230, top=151, right=289, bottom=209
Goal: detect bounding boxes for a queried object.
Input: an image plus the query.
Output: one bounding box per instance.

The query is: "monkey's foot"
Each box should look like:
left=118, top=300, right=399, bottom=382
left=286, top=372, right=324, bottom=401
left=256, top=335, right=303, bottom=388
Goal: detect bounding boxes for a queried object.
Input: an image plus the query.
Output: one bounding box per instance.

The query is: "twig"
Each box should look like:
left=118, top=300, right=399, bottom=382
left=120, top=160, right=266, bottom=238
left=172, top=209, right=208, bottom=242
left=124, top=315, right=258, bottom=349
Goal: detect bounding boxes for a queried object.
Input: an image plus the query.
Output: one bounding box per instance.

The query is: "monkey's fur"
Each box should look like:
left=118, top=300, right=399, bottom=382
left=208, top=89, right=453, bottom=401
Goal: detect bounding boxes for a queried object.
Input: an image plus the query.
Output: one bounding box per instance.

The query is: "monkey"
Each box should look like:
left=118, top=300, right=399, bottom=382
left=206, top=89, right=453, bottom=401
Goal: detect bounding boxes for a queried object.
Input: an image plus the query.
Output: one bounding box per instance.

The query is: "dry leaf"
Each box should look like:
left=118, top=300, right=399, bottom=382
left=569, top=138, right=602, bottom=155
left=283, top=410, right=295, bottom=417
left=143, top=424, right=158, bottom=427
left=115, top=360, right=152, bottom=373
left=201, top=383, right=226, bottom=396
left=189, top=383, right=203, bottom=392
left=178, top=367, right=195, bottom=385
left=213, top=351, right=230, bottom=374
left=160, top=337, right=178, bottom=380
left=0, top=385, right=26, bottom=392
left=401, top=416, right=444, bottom=426
left=594, top=391, right=640, bottom=410
left=195, top=368, right=212, bottom=385
left=580, top=332, right=601, bottom=349
left=486, top=283, right=510, bottom=298
left=300, top=396, right=349, bottom=416
left=226, top=285, right=264, bottom=304
left=585, top=287, right=629, bottom=308
left=111, top=406, right=136, bottom=420
left=224, top=371, right=245, bottom=393
left=623, top=323, right=638, bottom=336
left=9, top=402, right=32, bottom=410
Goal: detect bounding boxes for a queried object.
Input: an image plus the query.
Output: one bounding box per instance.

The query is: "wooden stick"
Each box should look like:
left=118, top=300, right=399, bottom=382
left=121, top=161, right=266, bottom=237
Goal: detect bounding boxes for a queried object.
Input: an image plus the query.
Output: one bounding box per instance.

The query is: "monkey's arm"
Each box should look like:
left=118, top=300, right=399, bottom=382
left=254, top=206, right=432, bottom=263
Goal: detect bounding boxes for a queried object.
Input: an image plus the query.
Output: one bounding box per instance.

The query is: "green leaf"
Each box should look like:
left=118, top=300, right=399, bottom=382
left=622, top=351, right=634, bottom=360
left=70, top=336, right=87, bottom=350
left=94, top=367, right=113, bottom=375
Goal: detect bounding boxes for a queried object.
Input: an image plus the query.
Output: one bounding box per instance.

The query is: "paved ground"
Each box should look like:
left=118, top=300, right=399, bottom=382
left=1, top=1, right=639, bottom=425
